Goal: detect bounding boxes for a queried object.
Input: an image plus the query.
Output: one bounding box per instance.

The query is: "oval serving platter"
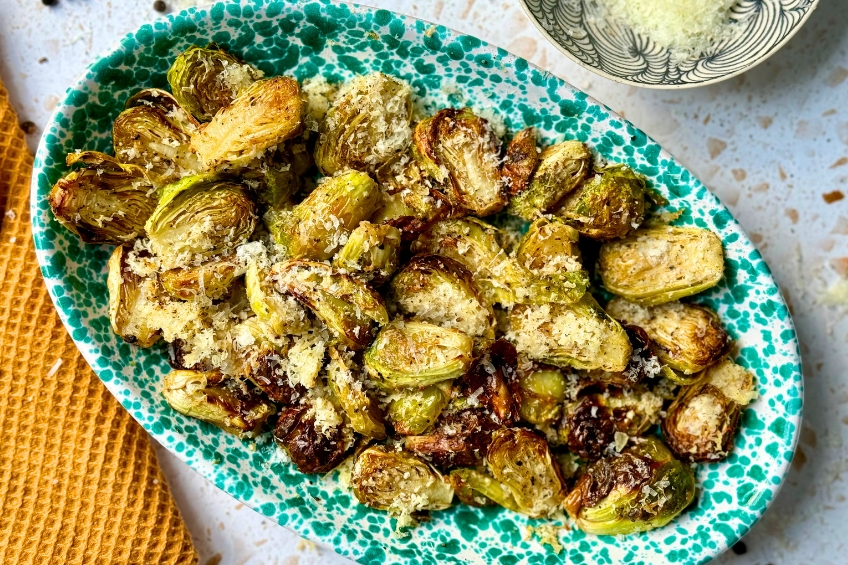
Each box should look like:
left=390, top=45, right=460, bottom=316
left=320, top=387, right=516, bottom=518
left=30, top=1, right=802, bottom=563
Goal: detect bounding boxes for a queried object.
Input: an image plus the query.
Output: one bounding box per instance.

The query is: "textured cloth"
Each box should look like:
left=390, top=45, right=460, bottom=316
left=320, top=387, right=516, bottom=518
left=0, top=79, right=198, bottom=565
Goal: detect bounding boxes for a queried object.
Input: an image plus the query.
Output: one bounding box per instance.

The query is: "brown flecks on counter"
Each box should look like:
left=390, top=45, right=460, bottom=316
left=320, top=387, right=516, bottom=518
left=823, top=108, right=838, bottom=117
left=779, top=166, right=788, bottom=181
left=732, top=168, right=747, bottom=181
left=801, top=425, right=818, bottom=448
left=831, top=257, right=848, bottom=278
left=819, top=239, right=836, bottom=252
left=828, top=66, right=848, bottom=87
left=204, top=555, right=222, bottom=565
left=785, top=208, right=799, bottom=224
left=758, top=116, right=774, bottom=129
left=749, top=232, right=764, bottom=244
left=703, top=114, right=711, bottom=125
left=752, top=182, right=770, bottom=193
left=823, top=190, right=845, bottom=204
left=830, top=157, right=848, bottom=169
left=707, top=137, right=727, bottom=159
left=792, top=446, right=807, bottom=471
left=842, top=416, right=848, bottom=426
left=831, top=216, right=848, bottom=234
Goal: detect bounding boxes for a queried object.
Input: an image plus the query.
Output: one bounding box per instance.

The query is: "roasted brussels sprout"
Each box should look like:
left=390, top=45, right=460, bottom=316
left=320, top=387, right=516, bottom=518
left=662, top=359, right=757, bottom=462
left=112, top=104, right=200, bottom=184
left=167, top=44, right=263, bottom=121
left=333, top=222, right=402, bottom=284
left=456, top=339, right=521, bottom=426
left=272, top=260, right=388, bottom=349
left=269, top=170, right=380, bottom=261
left=48, top=151, right=157, bottom=244
left=315, top=72, right=413, bottom=175
left=557, top=165, right=649, bottom=240
left=125, top=88, right=201, bottom=133
left=232, top=318, right=303, bottom=404
left=413, top=218, right=589, bottom=307
left=327, top=348, right=387, bottom=439
left=364, top=320, right=474, bottom=389
left=162, top=370, right=275, bottom=438
left=351, top=446, right=454, bottom=514
left=507, top=294, right=632, bottom=373
left=160, top=255, right=240, bottom=300
left=507, top=140, right=592, bottom=220
left=386, top=383, right=452, bottom=435
left=192, top=77, right=303, bottom=169
left=565, top=437, right=695, bottom=535
left=145, top=175, right=257, bottom=268
left=485, top=428, right=566, bottom=518
left=515, top=216, right=582, bottom=276
left=274, top=402, right=351, bottom=474
left=449, top=468, right=520, bottom=510
left=606, top=298, right=731, bottom=382
left=242, top=141, right=311, bottom=210
left=245, top=260, right=311, bottom=336
left=413, top=108, right=507, bottom=216
left=405, top=409, right=498, bottom=468
left=560, top=389, right=663, bottom=460
left=501, top=127, right=539, bottom=196
left=586, top=324, right=663, bottom=387
left=390, top=254, right=495, bottom=338
left=516, top=364, right=568, bottom=426
left=107, top=245, right=160, bottom=347
left=598, top=226, right=724, bottom=306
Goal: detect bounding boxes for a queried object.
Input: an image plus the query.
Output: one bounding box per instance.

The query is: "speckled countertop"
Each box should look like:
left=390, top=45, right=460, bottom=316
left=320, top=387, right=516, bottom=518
left=2, top=1, right=846, bottom=564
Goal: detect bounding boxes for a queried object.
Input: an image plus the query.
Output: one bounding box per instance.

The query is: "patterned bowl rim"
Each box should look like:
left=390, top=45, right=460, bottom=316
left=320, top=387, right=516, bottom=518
left=516, top=0, right=821, bottom=89
left=29, top=0, right=803, bottom=562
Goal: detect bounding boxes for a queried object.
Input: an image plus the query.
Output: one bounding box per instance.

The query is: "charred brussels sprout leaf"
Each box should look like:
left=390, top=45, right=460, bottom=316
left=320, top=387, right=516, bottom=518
left=405, top=409, right=498, bottom=468
left=351, top=446, right=454, bottom=514
left=662, top=359, right=757, bottom=462
left=232, top=318, right=303, bottom=404
left=565, top=437, right=696, bottom=535
left=244, top=260, right=312, bottom=336
left=598, top=226, right=724, bottom=306
left=162, top=370, right=275, bottom=438
left=557, top=165, right=649, bottom=240
left=516, top=365, right=568, bottom=426
left=386, top=383, right=452, bottom=435
left=606, top=298, right=731, bottom=381
left=145, top=175, right=257, bottom=268
left=48, top=151, right=157, bottom=244
left=507, top=294, right=632, bottom=373
left=390, top=254, right=495, bottom=338
left=269, top=170, right=380, bottom=261
left=274, top=403, right=350, bottom=474
left=125, top=88, right=201, bottom=133
left=167, top=44, right=263, bottom=121
left=327, top=348, right=387, bottom=439
left=160, top=255, right=240, bottom=300
left=413, top=108, right=507, bottom=216
left=315, top=72, right=413, bottom=175
left=507, top=140, right=592, bottom=220
left=486, top=428, right=566, bottom=518
left=456, top=339, right=521, bottom=426
left=501, top=127, right=539, bottom=196
left=333, top=222, right=402, bottom=284
left=192, top=77, right=303, bottom=169
left=272, top=260, right=388, bottom=349
left=107, top=245, right=161, bottom=347
left=364, top=320, right=473, bottom=389
left=515, top=216, right=582, bottom=276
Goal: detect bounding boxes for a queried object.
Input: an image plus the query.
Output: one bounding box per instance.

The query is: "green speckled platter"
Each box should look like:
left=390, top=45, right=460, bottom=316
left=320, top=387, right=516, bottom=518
left=30, top=1, right=802, bottom=563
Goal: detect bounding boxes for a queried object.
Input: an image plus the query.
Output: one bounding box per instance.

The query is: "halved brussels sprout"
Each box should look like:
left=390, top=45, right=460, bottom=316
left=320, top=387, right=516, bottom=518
left=242, top=141, right=311, bottom=210
left=232, top=318, right=303, bottom=405
left=606, top=298, right=731, bottom=381
left=112, top=104, right=200, bottom=184
left=160, top=255, right=240, bottom=300
left=167, top=44, right=264, bottom=121
left=48, top=151, right=157, bottom=244
left=662, top=359, right=757, bottom=462
left=245, top=260, right=311, bottom=336
left=413, top=218, right=589, bottom=307
left=413, top=108, right=507, bottom=216
left=516, top=364, right=568, bottom=426
left=455, top=339, right=521, bottom=426
left=501, top=127, right=539, bottom=196
left=486, top=428, right=566, bottom=518
left=107, top=245, right=160, bottom=347
left=327, top=348, right=387, bottom=439
left=507, top=140, right=592, bottom=220
left=386, top=383, right=452, bottom=435
left=145, top=175, right=257, bottom=269
left=404, top=409, right=498, bottom=468
left=333, top=222, right=402, bottom=285
left=515, top=216, right=582, bottom=276
left=192, top=77, right=303, bottom=169
left=269, top=170, right=380, bottom=261
left=449, top=468, right=520, bottom=510
left=598, top=226, right=724, bottom=306
left=557, top=165, right=649, bottom=240
left=315, top=72, right=413, bottom=175
left=507, top=294, right=632, bottom=373
left=125, top=88, right=201, bottom=133
left=364, top=320, right=474, bottom=389
left=565, top=437, right=695, bottom=535
left=586, top=324, right=663, bottom=387
left=390, top=254, right=495, bottom=338
left=274, top=403, right=351, bottom=474
left=272, top=260, right=388, bottom=349
left=351, top=446, right=454, bottom=514
left=162, top=370, right=275, bottom=438
left=560, top=389, right=664, bottom=460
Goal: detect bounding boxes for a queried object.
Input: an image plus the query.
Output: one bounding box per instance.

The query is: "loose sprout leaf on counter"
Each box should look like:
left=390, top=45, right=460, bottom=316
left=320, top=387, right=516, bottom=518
left=48, top=45, right=757, bottom=535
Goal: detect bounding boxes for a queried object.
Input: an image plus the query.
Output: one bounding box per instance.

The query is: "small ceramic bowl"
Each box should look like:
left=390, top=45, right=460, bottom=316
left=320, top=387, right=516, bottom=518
left=31, top=1, right=802, bottom=563
left=519, top=0, right=819, bottom=88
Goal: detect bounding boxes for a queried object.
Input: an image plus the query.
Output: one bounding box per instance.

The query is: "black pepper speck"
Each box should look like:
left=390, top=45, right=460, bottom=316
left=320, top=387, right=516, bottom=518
left=153, top=0, right=168, bottom=13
